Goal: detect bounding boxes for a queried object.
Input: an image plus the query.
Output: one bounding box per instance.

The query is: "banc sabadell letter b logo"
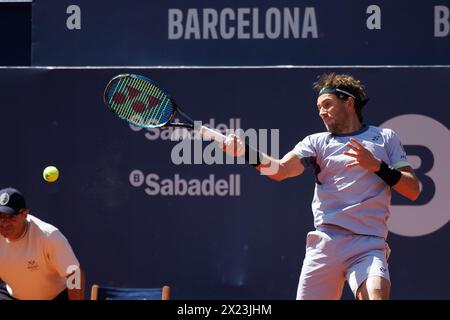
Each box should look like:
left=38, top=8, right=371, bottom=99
left=383, top=114, right=450, bottom=237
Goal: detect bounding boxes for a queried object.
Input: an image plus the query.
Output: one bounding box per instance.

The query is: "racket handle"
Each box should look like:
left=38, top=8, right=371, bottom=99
left=199, top=126, right=226, bottom=143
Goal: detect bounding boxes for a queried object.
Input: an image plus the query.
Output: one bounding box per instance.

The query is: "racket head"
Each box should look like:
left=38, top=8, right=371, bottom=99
left=103, top=74, right=176, bottom=128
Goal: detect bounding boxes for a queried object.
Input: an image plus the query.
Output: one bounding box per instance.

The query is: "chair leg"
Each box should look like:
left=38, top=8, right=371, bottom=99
left=162, top=286, right=170, bottom=300
left=91, top=284, right=99, bottom=300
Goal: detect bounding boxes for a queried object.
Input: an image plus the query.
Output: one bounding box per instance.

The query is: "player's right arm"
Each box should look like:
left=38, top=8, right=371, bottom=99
left=255, top=151, right=305, bottom=181
left=221, top=134, right=305, bottom=181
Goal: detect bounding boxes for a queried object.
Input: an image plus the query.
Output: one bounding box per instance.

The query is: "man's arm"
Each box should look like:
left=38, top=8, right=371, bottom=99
left=221, top=134, right=305, bottom=181
left=344, top=138, right=420, bottom=201
left=67, top=267, right=85, bottom=300
left=392, top=166, right=420, bottom=201
left=255, top=151, right=305, bottom=181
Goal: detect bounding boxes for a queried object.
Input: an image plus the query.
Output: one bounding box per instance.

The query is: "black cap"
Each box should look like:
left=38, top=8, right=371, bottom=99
left=0, top=188, right=26, bottom=215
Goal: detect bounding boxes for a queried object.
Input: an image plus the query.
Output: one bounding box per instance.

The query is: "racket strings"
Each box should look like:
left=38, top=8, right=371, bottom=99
left=124, top=78, right=160, bottom=124
left=142, top=80, right=169, bottom=125
left=111, top=77, right=145, bottom=122
left=110, top=77, right=131, bottom=117
left=106, top=76, right=174, bottom=127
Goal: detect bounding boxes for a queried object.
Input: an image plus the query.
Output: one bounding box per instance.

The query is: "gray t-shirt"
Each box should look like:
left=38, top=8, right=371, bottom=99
left=292, top=125, right=410, bottom=239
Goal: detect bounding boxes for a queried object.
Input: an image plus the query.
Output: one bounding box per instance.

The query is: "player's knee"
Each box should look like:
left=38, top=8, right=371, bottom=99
left=357, top=276, right=390, bottom=300
left=367, top=287, right=389, bottom=300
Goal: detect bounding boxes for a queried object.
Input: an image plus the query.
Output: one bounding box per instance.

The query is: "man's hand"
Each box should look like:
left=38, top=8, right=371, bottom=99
left=219, top=134, right=245, bottom=157
left=344, top=138, right=382, bottom=172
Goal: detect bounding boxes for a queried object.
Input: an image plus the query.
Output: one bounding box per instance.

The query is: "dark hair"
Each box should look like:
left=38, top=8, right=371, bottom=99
left=313, top=73, right=368, bottom=123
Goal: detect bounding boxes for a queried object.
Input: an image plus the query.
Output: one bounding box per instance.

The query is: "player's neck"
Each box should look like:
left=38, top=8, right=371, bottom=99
left=338, top=117, right=363, bottom=135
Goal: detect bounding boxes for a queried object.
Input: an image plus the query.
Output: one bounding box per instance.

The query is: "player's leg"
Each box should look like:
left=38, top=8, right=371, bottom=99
left=346, top=236, right=391, bottom=300
left=296, top=231, right=346, bottom=300
left=355, top=276, right=390, bottom=300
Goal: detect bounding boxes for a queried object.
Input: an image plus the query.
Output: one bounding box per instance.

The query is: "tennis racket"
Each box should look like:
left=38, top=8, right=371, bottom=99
left=103, top=73, right=226, bottom=142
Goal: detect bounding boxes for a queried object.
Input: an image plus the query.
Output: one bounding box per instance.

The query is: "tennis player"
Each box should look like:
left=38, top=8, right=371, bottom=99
left=222, top=73, right=420, bottom=300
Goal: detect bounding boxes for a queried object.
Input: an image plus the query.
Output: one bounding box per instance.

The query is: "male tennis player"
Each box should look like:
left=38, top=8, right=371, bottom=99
left=0, top=187, right=84, bottom=300
left=222, top=73, right=420, bottom=300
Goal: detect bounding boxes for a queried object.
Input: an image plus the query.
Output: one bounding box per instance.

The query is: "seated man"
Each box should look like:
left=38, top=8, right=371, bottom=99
left=0, top=187, right=84, bottom=300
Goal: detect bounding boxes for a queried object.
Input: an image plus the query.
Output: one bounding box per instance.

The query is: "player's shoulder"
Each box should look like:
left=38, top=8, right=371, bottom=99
left=367, top=125, right=395, bottom=134
left=367, top=125, right=399, bottom=138
left=28, top=214, right=61, bottom=238
left=304, top=131, right=332, bottom=143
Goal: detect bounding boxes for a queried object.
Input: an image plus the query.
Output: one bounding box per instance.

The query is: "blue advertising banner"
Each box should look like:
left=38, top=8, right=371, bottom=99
left=0, top=67, right=449, bottom=299
left=32, top=0, right=450, bottom=66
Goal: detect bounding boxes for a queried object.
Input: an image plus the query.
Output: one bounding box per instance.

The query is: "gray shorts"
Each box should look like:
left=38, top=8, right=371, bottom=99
left=296, top=226, right=390, bottom=300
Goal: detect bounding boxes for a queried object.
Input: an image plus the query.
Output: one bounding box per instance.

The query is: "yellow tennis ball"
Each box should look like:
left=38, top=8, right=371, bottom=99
left=43, top=166, right=59, bottom=182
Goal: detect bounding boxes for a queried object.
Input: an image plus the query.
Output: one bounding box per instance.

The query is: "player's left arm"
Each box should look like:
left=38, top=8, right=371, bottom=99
left=344, top=138, right=420, bottom=201
left=391, top=166, right=420, bottom=201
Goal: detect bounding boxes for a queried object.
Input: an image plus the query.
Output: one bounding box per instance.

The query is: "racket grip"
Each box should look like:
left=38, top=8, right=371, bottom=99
left=199, top=126, right=226, bottom=143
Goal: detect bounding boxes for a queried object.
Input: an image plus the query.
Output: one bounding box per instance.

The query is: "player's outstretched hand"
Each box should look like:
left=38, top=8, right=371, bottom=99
left=220, top=134, right=245, bottom=157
